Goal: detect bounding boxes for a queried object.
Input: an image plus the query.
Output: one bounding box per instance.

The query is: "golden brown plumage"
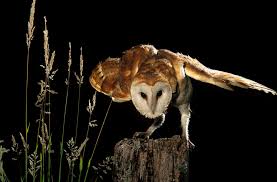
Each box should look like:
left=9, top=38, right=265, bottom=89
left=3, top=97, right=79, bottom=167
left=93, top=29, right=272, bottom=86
left=90, top=44, right=276, bottom=148
left=158, top=49, right=277, bottom=95
left=90, top=45, right=276, bottom=99
left=90, top=45, right=177, bottom=102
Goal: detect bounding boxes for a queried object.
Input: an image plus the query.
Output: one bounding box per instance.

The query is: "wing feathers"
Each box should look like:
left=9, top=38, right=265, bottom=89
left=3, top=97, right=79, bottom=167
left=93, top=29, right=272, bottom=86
left=208, top=69, right=277, bottom=95
left=89, top=57, right=120, bottom=94
left=185, top=55, right=277, bottom=95
left=158, top=49, right=276, bottom=95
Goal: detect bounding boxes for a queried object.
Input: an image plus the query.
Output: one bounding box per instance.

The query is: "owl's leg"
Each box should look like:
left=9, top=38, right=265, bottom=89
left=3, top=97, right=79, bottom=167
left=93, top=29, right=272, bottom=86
left=133, top=114, right=165, bottom=139
left=178, top=103, right=195, bottom=149
left=174, top=74, right=194, bottom=148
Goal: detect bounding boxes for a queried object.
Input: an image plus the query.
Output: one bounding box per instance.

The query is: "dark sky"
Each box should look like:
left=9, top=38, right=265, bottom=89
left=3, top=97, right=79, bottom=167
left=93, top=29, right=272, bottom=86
left=1, top=0, right=277, bottom=181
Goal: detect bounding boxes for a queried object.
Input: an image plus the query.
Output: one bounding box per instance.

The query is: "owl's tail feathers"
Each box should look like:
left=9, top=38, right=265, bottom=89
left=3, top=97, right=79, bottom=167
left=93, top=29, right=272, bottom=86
left=182, top=56, right=276, bottom=95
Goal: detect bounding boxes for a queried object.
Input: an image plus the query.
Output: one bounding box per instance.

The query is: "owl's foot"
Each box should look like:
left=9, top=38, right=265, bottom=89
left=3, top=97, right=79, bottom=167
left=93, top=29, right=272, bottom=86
left=133, top=132, right=150, bottom=139
left=186, top=139, right=195, bottom=150
left=181, top=135, right=195, bottom=149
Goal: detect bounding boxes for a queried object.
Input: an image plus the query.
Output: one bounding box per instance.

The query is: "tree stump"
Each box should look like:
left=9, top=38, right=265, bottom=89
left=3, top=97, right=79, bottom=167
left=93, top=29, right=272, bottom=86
left=113, top=135, right=189, bottom=182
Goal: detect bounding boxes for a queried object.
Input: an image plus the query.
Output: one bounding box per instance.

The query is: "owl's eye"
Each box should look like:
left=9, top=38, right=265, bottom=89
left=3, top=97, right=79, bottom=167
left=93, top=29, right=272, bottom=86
left=140, top=92, right=147, bottom=99
left=157, top=90, right=163, bottom=98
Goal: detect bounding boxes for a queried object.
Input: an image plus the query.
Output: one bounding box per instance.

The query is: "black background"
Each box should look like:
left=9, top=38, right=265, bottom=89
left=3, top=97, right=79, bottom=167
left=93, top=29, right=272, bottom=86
left=1, top=0, right=276, bottom=181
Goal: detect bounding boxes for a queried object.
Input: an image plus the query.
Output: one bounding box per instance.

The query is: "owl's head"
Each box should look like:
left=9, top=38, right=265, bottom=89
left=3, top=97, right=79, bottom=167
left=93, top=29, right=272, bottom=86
left=130, top=81, right=172, bottom=119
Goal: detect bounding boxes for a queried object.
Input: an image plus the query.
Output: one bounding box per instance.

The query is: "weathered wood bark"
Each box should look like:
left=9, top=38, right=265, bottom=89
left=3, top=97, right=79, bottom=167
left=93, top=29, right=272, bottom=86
left=113, top=135, right=189, bottom=182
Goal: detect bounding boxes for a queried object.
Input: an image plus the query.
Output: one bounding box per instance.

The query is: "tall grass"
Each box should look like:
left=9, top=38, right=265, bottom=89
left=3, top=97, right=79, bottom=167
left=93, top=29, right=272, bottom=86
left=58, top=42, right=72, bottom=182
left=43, top=16, right=56, bottom=182
left=74, top=47, right=84, bottom=143
left=78, top=92, right=97, bottom=182
left=84, top=100, right=113, bottom=181
left=0, top=0, right=114, bottom=181
left=25, top=0, right=37, bottom=181
left=0, top=141, right=9, bottom=182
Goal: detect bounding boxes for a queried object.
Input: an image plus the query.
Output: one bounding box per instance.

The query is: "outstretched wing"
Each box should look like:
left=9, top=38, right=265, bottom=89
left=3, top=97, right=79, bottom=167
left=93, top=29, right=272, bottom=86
left=158, top=49, right=276, bottom=95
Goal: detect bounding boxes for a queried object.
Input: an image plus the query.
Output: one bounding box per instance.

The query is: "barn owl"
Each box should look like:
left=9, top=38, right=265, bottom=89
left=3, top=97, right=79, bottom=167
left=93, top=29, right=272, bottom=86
left=89, top=44, right=276, bottom=148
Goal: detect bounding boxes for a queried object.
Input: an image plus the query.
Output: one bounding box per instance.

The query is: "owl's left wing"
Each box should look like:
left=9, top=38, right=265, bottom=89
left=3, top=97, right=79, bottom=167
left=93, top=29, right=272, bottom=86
left=158, top=49, right=276, bottom=95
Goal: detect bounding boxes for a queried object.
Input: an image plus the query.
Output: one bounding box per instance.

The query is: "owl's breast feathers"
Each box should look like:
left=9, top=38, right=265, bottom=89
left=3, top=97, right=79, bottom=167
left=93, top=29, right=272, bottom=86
left=90, top=45, right=178, bottom=102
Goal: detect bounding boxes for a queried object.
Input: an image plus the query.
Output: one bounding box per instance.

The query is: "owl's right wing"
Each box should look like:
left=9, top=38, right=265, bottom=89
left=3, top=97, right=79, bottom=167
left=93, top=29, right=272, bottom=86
left=89, top=57, right=132, bottom=102
left=90, top=45, right=158, bottom=102
left=158, top=49, right=276, bottom=95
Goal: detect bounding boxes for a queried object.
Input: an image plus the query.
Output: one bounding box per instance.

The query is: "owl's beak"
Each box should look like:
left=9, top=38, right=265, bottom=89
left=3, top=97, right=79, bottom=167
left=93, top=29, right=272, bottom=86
left=149, top=95, right=157, bottom=115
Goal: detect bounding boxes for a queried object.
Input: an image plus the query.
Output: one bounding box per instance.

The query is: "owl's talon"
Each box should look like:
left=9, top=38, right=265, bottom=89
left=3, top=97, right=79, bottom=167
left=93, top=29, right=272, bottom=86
left=187, top=139, right=195, bottom=149
left=133, top=132, right=150, bottom=139
left=181, top=135, right=195, bottom=149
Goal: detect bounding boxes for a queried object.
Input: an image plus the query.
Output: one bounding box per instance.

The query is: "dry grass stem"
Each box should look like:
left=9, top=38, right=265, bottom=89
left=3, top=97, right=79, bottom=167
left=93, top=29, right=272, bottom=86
left=74, top=47, right=85, bottom=142
left=39, top=123, right=50, bottom=151
left=74, top=47, right=84, bottom=85
left=86, top=92, right=96, bottom=115
left=11, top=135, right=22, bottom=160
left=28, top=151, right=40, bottom=178
left=65, top=138, right=89, bottom=167
left=58, top=42, right=73, bottom=181
left=0, top=142, right=9, bottom=182
left=26, top=0, right=36, bottom=47
left=43, top=17, right=50, bottom=73
left=25, top=1, right=37, bottom=181
left=19, top=132, right=29, bottom=151
left=79, top=47, right=84, bottom=83
left=92, top=156, right=113, bottom=180
left=68, top=43, right=72, bottom=72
